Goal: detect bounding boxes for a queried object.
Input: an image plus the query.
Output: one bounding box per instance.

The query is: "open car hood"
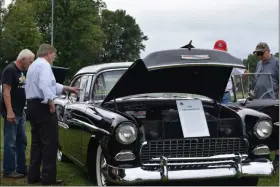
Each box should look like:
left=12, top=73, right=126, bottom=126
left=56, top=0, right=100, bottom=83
left=0, top=66, right=68, bottom=84
left=101, top=48, right=245, bottom=105
left=51, top=66, right=69, bottom=84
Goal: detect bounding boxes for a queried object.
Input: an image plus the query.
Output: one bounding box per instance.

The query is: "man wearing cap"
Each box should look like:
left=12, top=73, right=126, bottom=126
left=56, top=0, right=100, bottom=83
left=253, top=42, right=279, bottom=167
left=213, top=40, right=247, bottom=104
left=253, top=42, right=279, bottom=99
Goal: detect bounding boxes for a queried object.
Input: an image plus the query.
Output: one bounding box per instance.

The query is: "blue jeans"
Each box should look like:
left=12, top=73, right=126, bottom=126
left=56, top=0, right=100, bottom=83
left=221, top=92, right=232, bottom=104
left=2, top=114, right=27, bottom=175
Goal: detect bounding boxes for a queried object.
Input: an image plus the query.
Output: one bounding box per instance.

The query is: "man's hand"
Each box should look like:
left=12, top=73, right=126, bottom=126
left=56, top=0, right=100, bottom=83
left=48, top=100, right=55, bottom=114
left=66, top=86, right=80, bottom=94
left=7, top=110, right=16, bottom=123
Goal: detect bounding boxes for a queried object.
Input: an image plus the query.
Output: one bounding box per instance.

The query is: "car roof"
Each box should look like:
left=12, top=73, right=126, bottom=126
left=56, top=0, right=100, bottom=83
left=74, top=62, right=133, bottom=77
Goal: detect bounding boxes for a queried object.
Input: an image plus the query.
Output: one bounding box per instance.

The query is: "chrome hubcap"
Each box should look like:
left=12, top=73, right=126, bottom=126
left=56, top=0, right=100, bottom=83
left=57, top=150, right=62, bottom=161
left=100, top=155, right=106, bottom=186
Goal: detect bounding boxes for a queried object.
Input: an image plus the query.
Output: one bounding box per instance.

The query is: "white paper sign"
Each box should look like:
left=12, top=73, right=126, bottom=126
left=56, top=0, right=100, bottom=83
left=176, top=99, right=210, bottom=138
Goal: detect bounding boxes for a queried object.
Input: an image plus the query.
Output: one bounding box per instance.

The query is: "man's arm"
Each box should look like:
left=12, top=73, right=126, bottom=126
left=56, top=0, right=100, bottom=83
left=38, top=63, right=57, bottom=103
left=56, top=83, right=79, bottom=96
left=56, top=83, right=64, bottom=96
left=2, top=68, right=16, bottom=122
left=3, top=84, right=13, bottom=113
left=2, top=68, right=13, bottom=112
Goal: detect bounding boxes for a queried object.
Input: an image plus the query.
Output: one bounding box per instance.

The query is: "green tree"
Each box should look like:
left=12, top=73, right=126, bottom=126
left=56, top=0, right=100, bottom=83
left=98, top=9, right=148, bottom=63
left=0, top=3, right=8, bottom=65
left=1, top=0, right=42, bottom=69
left=274, top=52, right=279, bottom=58
left=27, top=0, right=106, bottom=77
left=243, top=54, right=259, bottom=73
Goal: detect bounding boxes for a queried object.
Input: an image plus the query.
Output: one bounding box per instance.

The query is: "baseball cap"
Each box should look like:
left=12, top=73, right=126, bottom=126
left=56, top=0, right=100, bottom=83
left=253, top=42, right=270, bottom=54
left=213, top=40, right=227, bottom=51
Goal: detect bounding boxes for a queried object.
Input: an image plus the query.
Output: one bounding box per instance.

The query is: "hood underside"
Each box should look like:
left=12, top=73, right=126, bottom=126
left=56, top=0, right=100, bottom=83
left=101, top=48, right=245, bottom=105
left=101, top=59, right=235, bottom=104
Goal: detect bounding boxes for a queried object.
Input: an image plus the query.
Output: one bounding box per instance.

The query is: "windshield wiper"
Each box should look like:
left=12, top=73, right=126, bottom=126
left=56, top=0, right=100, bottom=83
left=120, top=95, right=163, bottom=101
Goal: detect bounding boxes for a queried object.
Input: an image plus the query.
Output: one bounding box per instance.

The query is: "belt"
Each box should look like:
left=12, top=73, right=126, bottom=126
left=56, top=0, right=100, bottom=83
left=27, top=98, right=44, bottom=102
left=224, top=91, right=230, bottom=94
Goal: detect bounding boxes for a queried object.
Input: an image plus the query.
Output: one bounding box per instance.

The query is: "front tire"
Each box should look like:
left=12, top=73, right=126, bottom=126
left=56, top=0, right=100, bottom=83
left=88, top=145, right=110, bottom=186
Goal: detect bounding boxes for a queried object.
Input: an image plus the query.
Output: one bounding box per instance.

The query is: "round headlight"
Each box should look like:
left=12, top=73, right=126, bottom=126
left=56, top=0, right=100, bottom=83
left=115, top=122, right=137, bottom=144
left=253, top=120, right=273, bottom=139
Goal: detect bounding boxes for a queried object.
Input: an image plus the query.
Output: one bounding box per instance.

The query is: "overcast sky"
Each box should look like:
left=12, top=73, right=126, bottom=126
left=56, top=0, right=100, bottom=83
left=4, top=0, right=279, bottom=59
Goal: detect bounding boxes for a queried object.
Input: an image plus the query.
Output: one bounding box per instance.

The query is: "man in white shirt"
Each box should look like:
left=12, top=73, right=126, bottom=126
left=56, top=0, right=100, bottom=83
left=213, top=40, right=247, bottom=104
left=25, top=44, right=79, bottom=185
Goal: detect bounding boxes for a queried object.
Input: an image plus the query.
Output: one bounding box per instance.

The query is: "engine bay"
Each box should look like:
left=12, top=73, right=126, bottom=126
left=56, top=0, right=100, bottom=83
left=108, top=99, right=244, bottom=140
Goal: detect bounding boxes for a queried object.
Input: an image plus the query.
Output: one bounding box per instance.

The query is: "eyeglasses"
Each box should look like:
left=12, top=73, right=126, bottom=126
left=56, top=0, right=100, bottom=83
left=255, top=51, right=264, bottom=56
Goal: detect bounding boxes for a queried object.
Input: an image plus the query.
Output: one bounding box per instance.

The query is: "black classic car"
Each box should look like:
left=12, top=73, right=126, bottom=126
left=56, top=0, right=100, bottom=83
left=230, top=73, right=279, bottom=153
left=54, top=48, right=277, bottom=186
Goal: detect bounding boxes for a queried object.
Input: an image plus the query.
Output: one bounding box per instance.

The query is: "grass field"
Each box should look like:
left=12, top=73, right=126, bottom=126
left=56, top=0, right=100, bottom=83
left=0, top=119, right=279, bottom=186
left=0, top=120, right=92, bottom=186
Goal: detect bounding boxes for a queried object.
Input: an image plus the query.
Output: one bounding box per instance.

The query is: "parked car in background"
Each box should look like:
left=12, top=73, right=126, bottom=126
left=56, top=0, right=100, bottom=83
left=230, top=73, right=279, bottom=155
left=54, top=47, right=277, bottom=186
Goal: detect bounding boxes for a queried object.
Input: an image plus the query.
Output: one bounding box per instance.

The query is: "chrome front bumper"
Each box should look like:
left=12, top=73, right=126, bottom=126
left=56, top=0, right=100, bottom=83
left=104, top=154, right=275, bottom=184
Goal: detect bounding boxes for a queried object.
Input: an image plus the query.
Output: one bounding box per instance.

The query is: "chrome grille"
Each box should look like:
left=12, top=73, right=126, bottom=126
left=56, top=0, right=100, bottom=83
left=140, top=138, right=248, bottom=163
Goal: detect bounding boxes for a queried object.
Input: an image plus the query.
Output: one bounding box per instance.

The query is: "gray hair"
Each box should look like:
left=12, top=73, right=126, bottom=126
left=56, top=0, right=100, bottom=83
left=17, top=49, right=35, bottom=60
left=36, top=44, right=57, bottom=57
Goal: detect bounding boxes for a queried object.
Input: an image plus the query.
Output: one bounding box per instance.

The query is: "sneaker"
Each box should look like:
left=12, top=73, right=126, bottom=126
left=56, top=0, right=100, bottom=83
left=17, top=168, right=29, bottom=176
left=3, top=171, right=25, bottom=178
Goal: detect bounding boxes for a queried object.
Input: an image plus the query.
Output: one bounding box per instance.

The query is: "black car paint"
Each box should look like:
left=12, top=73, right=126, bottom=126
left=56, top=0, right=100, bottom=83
left=53, top=49, right=276, bottom=183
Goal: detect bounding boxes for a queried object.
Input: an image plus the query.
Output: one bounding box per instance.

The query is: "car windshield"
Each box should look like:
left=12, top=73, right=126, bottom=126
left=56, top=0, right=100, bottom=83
left=232, top=73, right=277, bottom=100
left=93, top=70, right=126, bottom=101
left=92, top=69, right=211, bottom=102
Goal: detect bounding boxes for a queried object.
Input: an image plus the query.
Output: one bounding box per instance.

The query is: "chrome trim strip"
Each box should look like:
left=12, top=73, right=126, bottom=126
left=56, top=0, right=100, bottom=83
left=58, top=121, right=69, bottom=129
left=150, top=154, right=248, bottom=161
left=160, top=155, right=168, bottom=181
left=70, top=118, right=110, bottom=135
left=143, top=160, right=235, bottom=166
left=148, top=63, right=245, bottom=71
left=104, top=161, right=275, bottom=184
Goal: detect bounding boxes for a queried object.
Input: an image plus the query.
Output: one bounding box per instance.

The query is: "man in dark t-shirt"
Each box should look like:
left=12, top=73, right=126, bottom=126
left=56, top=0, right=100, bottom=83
left=1, top=49, right=34, bottom=178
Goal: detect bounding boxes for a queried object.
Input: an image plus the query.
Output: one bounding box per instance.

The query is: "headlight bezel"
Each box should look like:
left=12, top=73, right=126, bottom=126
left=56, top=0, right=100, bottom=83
left=253, top=119, right=273, bottom=139
left=115, top=122, right=138, bottom=145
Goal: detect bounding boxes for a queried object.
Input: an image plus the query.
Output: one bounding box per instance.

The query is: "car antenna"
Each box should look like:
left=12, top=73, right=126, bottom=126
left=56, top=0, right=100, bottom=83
left=181, top=40, right=195, bottom=51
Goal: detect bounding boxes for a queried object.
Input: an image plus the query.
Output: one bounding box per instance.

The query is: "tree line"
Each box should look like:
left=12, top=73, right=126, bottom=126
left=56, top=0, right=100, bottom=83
left=0, top=0, right=148, bottom=78
left=0, top=0, right=278, bottom=80
left=243, top=52, right=279, bottom=73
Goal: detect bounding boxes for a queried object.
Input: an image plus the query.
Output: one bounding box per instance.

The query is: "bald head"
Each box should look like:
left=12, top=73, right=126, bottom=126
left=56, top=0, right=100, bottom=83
left=16, top=49, right=35, bottom=70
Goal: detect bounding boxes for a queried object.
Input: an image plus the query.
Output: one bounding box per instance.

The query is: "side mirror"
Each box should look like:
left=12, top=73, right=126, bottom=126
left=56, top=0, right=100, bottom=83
left=241, top=91, right=255, bottom=106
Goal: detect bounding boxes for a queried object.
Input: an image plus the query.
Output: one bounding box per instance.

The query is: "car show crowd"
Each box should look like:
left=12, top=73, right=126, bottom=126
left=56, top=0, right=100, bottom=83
left=0, top=40, right=278, bottom=185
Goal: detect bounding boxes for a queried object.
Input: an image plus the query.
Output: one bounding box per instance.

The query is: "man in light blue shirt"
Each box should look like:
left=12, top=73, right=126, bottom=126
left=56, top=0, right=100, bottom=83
left=25, top=44, right=78, bottom=185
